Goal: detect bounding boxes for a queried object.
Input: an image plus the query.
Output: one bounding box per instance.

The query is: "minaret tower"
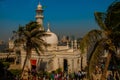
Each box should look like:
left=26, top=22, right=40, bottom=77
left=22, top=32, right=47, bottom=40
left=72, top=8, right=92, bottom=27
left=36, top=2, right=44, bottom=30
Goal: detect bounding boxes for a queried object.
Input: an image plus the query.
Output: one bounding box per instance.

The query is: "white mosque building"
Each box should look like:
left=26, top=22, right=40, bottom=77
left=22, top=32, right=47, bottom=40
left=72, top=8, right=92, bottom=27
left=9, top=2, right=87, bottom=74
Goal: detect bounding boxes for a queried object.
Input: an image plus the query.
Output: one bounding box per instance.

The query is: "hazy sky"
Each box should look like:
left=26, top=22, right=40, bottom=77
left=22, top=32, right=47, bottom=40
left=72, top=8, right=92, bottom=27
left=0, top=0, right=115, bottom=41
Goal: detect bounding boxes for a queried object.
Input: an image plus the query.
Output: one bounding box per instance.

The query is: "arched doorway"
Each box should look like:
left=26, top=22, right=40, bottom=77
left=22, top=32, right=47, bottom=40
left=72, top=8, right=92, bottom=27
left=63, top=59, right=68, bottom=72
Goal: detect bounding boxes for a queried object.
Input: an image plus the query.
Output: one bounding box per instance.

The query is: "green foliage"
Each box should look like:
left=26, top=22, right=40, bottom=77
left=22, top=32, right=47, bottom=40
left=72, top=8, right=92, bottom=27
left=80, top=29, right=102, bottom=54
left=56, top=68, right=62, bottom=73
left=2, top=62, right=10, bottom=69
left=43, top=71, right=49, bottom=76
left=9, top=69, right=21, bottom=76
left=88, top=39, right=105, bottom=78
left=105, top=1, right=120, bottom=31
left=94, top=12, right=107, bottom=30
left=0, top=61, right=11, bottom=70
left=0, top=61, right=4, bottom=76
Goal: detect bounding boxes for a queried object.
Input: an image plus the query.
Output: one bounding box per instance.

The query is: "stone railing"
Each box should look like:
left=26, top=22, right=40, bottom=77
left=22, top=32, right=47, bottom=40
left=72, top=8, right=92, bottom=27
left=0, top=53, right=16, bottom=59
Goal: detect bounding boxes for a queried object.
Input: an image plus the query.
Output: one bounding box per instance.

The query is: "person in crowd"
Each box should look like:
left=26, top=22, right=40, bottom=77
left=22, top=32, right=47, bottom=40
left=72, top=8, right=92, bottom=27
left=78, top=71, right=82, bottom=80
left=115, top=72, right=119, bottom=80
left=107, top=72, right=114, bottom=80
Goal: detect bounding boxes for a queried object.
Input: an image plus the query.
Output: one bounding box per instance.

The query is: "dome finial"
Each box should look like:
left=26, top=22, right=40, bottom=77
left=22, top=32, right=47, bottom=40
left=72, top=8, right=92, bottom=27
left=37, top=0, right=42, bottom=9
left=38, top=0, right=40, bottom=5
left=47, top=22, right=51, bottom=32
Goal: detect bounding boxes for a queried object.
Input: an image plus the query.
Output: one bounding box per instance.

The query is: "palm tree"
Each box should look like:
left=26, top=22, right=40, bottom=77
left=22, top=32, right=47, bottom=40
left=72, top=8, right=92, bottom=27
left=80, top=1, right=120, bottom=80
left=13, top=21, right=48, bottom=79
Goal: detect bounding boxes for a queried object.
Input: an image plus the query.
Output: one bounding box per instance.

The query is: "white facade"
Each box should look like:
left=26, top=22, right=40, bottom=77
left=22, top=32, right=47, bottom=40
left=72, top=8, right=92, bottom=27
left=20, top=43, right=82, bottom=72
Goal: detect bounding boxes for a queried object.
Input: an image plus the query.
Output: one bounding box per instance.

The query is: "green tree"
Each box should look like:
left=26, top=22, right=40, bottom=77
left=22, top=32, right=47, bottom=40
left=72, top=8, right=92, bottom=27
left=80, top=1, right=120, bottom=80
left=13, top=21, right=48, bottom=79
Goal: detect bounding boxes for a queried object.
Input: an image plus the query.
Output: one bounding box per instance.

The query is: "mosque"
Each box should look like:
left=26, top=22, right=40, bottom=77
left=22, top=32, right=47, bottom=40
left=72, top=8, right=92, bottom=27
left=9, top=2, right=87, bottom=74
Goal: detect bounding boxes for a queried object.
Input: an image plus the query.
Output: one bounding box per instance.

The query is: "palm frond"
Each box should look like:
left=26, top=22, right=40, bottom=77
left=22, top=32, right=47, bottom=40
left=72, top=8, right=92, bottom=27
left=88, top=39, right=106, bottom=79
left=30, top=27, right=40, bottom=37
left=34, top=47, right=41, bottom=56
left=80, top=29, right=102, bottom=53
left=94, top=12, right=108, bottom=30
left=105, top=1, right=120, bottom=31
left=23, top=31, right=31, bottom=38
left=88, top=38, right=117, bottom=79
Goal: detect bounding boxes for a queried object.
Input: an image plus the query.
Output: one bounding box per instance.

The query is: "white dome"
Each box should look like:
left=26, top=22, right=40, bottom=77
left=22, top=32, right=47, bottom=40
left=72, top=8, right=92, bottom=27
left=44, top=31, right=58, bottom=45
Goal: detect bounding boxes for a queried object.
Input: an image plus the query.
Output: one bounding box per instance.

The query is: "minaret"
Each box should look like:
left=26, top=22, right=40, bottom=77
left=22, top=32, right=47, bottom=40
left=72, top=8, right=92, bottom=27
left=36, top=2, right=44, bottom=30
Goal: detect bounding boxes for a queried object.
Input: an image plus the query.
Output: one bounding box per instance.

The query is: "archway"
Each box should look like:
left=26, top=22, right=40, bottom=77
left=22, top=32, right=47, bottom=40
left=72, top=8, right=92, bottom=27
left=63, top=59, right=68, bottom=72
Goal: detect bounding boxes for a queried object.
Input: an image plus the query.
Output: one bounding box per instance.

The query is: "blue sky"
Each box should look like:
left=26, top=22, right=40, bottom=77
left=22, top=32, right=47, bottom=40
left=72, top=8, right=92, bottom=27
left=0, top=0, right=115, bottom=41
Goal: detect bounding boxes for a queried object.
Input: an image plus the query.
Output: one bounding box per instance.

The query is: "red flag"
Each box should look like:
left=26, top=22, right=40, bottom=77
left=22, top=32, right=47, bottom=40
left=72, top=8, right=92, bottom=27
left=30, top=59, right=37, bottom=66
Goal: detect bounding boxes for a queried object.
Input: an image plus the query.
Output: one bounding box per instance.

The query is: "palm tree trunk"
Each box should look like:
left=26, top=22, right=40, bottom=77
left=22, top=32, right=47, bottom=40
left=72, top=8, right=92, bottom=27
left=101, top=51, right=112, bottom=80
left=21, top=47, right=31, bottom=79
left=81, top=56, right=83, bottom=70
left=20, top=52, right=29, bottom=79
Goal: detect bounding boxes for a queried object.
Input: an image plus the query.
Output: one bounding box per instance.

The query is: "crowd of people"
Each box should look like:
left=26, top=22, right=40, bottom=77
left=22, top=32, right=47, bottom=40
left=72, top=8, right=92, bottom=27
left=36, top=70, right=87, bottom=80
left=91, top=65, right=120, bottom=80
left=19, top=70, right=87, bottom=80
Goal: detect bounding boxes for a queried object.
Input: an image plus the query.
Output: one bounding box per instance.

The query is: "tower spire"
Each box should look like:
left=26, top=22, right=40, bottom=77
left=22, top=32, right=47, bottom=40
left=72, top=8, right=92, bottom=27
left=39, top=0, right=40, bottom=4
left=38, top=0, right=40, bottom=4
left=47, top=22, right=51, bottom=32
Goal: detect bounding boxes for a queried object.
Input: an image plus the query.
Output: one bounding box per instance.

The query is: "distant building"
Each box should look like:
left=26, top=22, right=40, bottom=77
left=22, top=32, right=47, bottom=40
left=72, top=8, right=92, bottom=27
left=0, top=40, right=3, bottom=45
left=0, top=42, right=8, bottom=52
